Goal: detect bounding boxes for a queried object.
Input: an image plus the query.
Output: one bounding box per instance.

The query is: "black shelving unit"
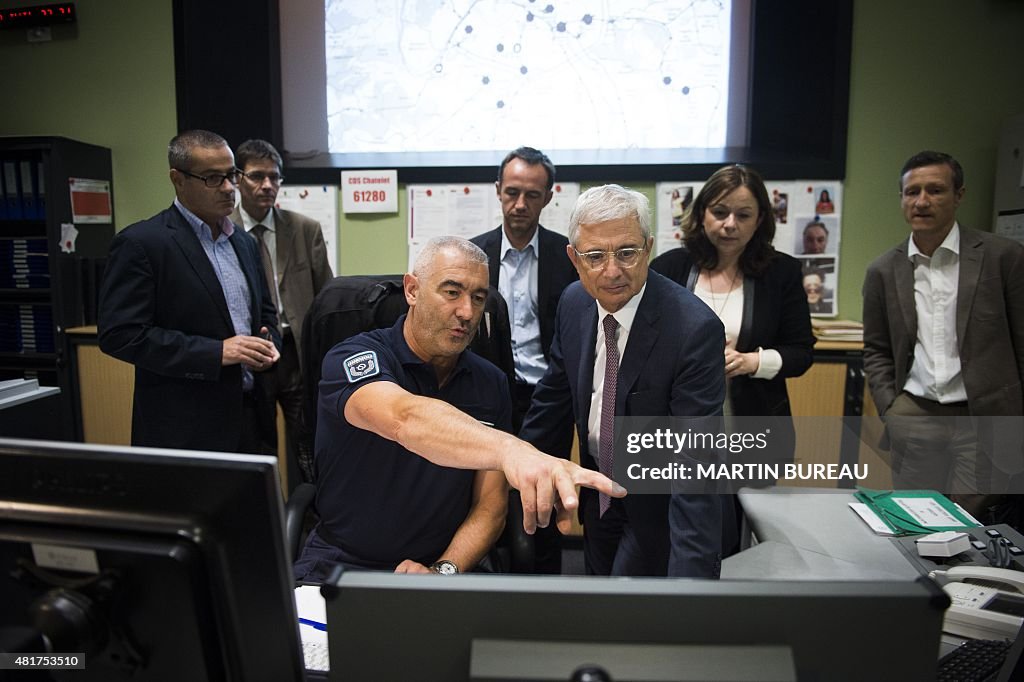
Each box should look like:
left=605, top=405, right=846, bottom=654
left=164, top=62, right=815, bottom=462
left=0, top=137, right=114, bottom=439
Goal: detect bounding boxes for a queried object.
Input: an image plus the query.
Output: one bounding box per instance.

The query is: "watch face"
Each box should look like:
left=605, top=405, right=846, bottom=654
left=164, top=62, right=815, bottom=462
left=433, top=560, right=458, bottom=575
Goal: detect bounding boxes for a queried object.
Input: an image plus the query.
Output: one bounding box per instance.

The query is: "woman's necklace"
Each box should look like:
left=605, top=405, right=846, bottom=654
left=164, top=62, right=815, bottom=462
left=705, top=267, right=740, bottom=318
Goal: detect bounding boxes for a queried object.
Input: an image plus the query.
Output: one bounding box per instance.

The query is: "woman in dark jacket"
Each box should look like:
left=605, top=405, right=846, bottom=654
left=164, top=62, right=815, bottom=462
left=650, top=164, right=815, bottom=554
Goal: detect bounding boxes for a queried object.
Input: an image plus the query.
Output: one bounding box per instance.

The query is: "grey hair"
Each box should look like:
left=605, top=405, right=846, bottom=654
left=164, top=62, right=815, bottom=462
left=412, top=236, right=489, bottom=278
left=168, top=130, right=229, bottom=170
left=568, top=184, right=651, bottom=246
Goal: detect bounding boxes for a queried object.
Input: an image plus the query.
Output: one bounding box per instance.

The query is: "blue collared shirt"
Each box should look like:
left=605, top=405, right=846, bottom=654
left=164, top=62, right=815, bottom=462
left=175, top=198, right=254, bottom=391
left=499, top=228, right=545, bottom=385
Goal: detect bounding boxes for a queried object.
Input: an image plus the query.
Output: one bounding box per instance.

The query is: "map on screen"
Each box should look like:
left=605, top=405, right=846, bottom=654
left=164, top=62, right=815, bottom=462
left=325, top=0, right=733, bottom=155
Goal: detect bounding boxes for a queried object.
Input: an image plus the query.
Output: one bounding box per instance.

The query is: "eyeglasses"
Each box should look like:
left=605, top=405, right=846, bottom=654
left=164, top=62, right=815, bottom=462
left=572, top=246, right=646, bottom=270
left=175, top=168, right=243, bottom=188
left=242, top=171, right=285, bottom=185
left=804, top=285, right=823, bottom=293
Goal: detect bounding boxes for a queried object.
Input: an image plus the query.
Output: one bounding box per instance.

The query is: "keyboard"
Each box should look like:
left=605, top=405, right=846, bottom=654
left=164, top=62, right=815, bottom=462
left=937, top=638, right=1012, bottom=682
left=303, top=639, right=330, bottom=672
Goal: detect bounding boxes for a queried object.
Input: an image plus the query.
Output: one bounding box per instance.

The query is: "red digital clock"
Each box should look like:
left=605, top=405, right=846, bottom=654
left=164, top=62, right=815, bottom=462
left=0, top=3, right=76, bottom=30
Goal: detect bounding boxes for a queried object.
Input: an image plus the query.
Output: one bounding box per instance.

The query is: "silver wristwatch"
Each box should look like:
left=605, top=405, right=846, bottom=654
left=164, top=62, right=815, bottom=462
left=429, top=559, right=459, bottom=575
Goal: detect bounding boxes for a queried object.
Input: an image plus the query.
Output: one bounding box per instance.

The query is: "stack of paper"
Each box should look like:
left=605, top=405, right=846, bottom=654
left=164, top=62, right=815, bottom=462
left=812, top=318, right=863, bottom=342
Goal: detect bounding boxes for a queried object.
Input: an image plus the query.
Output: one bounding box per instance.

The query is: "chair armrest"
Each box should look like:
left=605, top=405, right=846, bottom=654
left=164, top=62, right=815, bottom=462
left=285, top=482, right=316, bottom=561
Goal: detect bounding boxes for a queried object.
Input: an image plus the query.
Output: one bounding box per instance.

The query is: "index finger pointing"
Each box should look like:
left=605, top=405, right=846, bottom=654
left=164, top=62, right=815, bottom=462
left=571, top=467, right=627, bottom=499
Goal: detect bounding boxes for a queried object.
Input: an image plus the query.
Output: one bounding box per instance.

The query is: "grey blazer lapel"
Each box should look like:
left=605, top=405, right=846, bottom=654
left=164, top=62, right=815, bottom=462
left=273, top=207, right=294, bottom=278
left=957, top=228, right=983, bottom=349
left=894, top=245, right=916, bottom=340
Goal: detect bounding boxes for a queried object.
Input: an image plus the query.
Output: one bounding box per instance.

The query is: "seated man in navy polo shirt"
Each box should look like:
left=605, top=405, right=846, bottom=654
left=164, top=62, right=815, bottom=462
left=294, top=236, right=624, bottom=579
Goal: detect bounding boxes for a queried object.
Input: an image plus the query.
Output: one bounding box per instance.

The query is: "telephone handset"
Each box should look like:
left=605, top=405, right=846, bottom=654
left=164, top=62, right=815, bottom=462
left=930, top=566, right=1024, bottom=640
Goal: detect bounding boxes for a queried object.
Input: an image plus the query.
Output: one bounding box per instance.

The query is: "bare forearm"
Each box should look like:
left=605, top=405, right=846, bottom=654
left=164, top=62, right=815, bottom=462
left=435, top=472, right=507, bottom=571
left=346, top=381, right=625, bottom=534
left=352, top=384, right=532, bottom=472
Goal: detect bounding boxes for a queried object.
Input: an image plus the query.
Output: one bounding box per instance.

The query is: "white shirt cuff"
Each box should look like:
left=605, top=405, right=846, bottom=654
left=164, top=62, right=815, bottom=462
left=751, top=347, right=783, bottom=380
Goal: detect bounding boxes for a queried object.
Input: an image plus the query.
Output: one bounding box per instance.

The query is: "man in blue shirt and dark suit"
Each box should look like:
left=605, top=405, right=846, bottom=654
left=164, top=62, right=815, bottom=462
left=520, top=184, right=725, bottom=577
left=98, top=130, right=281, bottom=454
left=471, top=147, right=578, bottom=572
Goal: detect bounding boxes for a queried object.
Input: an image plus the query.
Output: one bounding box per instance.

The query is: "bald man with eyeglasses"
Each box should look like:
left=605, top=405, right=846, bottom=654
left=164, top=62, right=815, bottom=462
left=98, top=130, right=281, bottom=455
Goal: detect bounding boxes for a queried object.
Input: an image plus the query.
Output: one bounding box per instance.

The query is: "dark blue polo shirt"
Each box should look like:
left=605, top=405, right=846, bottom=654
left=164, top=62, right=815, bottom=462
left=311, top=315, right=512, bottom=570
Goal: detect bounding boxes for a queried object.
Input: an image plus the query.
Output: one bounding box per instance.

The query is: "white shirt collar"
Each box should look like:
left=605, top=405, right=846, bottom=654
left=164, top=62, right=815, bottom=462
left=500, top=226, right=539, bottom=260
left=240, top=206, right=276, bottom=233
left=908, top=221, right=960, bottom=260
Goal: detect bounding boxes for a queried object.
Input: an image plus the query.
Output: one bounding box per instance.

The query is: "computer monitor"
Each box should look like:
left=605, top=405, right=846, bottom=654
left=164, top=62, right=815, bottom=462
left=0, top=438, right=304, bottom=681
left=324, top=572, right=949, bottom=682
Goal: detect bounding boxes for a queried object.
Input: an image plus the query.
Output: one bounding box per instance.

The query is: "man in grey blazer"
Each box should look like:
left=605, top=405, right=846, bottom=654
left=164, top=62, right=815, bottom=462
left=863, top=150, right=1024, bottom=521
left=232, top=139, right=333, bottom=487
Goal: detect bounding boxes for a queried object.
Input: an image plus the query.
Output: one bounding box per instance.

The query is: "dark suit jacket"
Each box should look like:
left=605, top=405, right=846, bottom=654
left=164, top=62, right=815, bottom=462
left=863, top=226, right=1024, bottom=417
left=519, top=271, right=726, bottom=576
left=98, top=204, right=279, bottom=452
left=649, top=248, right=815, bottom=417
left=230, top=206, right=333, bottom=369
left=470, top=225, right=578, bottom=359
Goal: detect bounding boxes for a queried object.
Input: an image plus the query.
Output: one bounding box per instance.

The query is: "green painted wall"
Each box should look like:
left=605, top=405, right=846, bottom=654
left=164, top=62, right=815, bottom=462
left=0, top=0, right=176, bottom=229
left=3, top=0, right=1023, bottom=323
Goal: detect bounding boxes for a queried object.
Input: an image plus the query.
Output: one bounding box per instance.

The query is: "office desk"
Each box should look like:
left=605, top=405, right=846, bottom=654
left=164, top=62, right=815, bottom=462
left=721, top=486, right=920, bottom=580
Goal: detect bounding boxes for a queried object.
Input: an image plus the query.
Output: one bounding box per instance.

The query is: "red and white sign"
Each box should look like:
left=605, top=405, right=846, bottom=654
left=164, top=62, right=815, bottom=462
left=68, top=178, right=112, bottom=224
left=341, top=170, right=398, bottom=214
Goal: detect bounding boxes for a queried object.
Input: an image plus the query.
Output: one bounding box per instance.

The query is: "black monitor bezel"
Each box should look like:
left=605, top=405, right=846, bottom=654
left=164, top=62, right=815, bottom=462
left=0, top=438, right=305, bottom=681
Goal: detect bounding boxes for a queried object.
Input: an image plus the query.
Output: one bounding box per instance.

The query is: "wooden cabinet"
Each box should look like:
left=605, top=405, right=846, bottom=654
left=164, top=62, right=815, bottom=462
left=787, top=340, right=892, bottom=489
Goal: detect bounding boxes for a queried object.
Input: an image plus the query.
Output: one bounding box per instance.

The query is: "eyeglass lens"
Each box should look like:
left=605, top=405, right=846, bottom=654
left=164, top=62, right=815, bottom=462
left=580, top=248, right=643, bottom=268
left=245, top=172, right=284, bottom=184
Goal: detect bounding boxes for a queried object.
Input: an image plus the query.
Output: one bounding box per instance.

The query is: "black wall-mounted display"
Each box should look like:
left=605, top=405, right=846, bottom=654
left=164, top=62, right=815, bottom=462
left=171, top=0, right=852, bottom=183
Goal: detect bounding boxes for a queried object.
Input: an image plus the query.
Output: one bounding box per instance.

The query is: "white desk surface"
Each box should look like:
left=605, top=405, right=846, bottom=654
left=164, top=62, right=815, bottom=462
left=0, top=378, right=59, bottom=410
left=721, top=487, right=920, bottom=581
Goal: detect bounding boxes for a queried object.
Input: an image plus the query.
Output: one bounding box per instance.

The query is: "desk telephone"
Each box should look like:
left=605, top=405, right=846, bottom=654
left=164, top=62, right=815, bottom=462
left=930, top=566, right=1024, bottom=640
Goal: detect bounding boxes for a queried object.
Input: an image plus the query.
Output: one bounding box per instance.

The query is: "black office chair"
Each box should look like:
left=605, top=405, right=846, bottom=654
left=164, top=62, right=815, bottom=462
left=293, top=274, right=533, bottom=572
left=284, top=482, right=316, bottom=562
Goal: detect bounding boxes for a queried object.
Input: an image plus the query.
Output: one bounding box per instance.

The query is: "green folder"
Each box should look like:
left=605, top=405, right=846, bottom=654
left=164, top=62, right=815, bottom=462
left=854, top=487, right=980, bottom=537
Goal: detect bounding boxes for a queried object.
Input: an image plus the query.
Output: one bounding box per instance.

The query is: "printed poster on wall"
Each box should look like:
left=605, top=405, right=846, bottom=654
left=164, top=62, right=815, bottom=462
left=655, top=178, right=844, bottom=317
left=408, top=182, right=580, bottom=270
left=276, top=185, right=339, bottom=274
left=68, top=178, right=112, bottom=224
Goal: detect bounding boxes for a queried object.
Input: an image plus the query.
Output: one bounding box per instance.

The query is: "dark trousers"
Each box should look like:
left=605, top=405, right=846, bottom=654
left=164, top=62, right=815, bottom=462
left=580, top=490, right=668, bottom=576
left=239, top=390, right=276, bottom=457
left=513, top=381, right=563, bottom=574
left=255, top=328, right=308, bottom=492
